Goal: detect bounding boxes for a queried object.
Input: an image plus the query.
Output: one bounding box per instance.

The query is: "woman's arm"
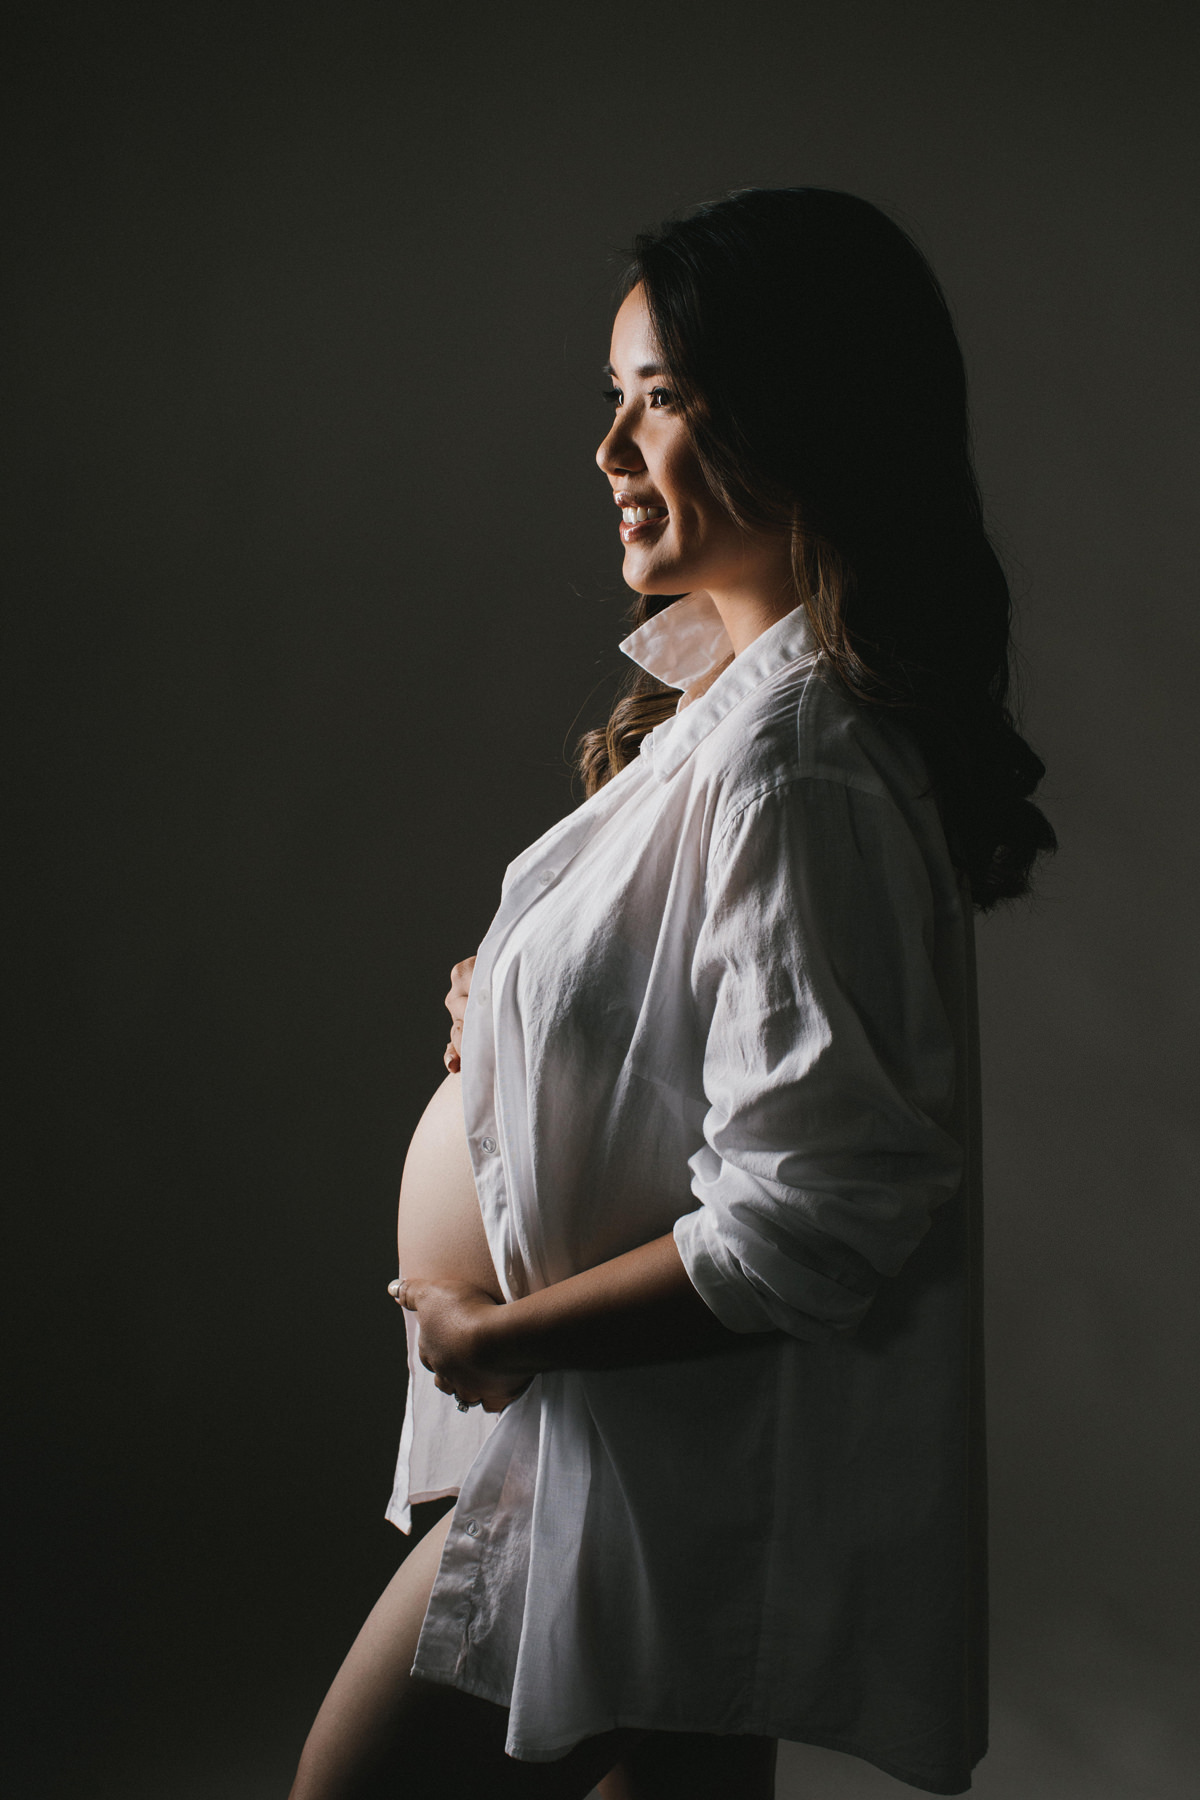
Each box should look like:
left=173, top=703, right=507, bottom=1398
left=409, top=766, right=961, bottom=1407
left=406, top=951, right=746, bottom=1406
left=391, top=1234, right=748, bottom=1410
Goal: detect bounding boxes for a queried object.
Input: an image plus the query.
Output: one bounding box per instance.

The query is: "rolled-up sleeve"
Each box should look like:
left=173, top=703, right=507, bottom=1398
left=673, top=775, right=964, bottom=1339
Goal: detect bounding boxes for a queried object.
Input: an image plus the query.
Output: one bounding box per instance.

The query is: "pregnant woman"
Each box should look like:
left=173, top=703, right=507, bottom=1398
left=289, top=188, right=1054, bottom=1799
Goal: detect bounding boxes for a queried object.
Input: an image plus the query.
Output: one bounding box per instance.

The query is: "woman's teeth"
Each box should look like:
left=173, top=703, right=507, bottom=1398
left=622, top=506, right=667, bottom=524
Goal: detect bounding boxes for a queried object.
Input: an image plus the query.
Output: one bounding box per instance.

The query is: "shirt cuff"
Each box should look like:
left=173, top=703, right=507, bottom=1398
left=673, top=1203, right=878, bottom=1341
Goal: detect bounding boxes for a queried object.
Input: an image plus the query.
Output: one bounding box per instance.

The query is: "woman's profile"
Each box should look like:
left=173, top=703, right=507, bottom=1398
left=288, top=187, right=1055, bottom=1799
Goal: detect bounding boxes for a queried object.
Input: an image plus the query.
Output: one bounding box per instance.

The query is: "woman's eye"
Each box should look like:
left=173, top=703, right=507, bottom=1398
left=601, top=386, right=623, bottom=407
left=648, top=387, right=675, bottom=409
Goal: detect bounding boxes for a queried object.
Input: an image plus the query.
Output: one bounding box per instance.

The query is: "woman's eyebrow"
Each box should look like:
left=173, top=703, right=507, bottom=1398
left=601, top=361, right=667, bottom=379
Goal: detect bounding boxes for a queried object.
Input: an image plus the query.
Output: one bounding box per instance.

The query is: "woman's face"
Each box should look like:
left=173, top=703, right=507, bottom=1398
left=596, top=284, right=790, bottom=607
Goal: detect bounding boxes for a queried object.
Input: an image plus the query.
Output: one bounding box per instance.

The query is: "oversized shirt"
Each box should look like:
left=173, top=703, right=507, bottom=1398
left=386, top=595, right=987, bottom=1795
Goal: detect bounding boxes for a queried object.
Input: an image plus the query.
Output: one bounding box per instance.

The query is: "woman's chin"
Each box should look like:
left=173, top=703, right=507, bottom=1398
left=623, top=554, right=690, bottom=595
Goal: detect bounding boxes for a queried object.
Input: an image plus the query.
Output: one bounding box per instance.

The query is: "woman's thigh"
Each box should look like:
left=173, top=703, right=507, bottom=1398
left=288, top=1511, right=640, bottom=1800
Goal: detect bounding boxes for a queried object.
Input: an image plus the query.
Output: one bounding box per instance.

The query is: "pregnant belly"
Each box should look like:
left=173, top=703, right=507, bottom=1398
left=395, top=1073, right=502, bottom=1301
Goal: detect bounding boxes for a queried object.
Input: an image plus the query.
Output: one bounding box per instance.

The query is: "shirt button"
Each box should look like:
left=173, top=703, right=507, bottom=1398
left=537, top=869, right=555, bottom=886
left=465, top=1520, right=480, bottom=1538
left=480, top=1136, right=497, bottom=1155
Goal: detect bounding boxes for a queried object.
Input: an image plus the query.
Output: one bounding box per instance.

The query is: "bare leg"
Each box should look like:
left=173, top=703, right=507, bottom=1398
left=288, top=1512, right=641, bottom=1800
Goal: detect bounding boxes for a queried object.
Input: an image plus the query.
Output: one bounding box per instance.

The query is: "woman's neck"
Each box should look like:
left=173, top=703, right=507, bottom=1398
left=704, top=571, right=798, bottom=658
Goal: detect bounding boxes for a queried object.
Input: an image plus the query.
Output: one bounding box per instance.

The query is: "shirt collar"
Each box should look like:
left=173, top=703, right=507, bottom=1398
left=619, top=591, right=735, bottom=689
left=619, top=592, right=819, bottom=782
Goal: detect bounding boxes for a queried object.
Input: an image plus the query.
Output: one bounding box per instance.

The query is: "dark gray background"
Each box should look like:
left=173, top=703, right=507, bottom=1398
left=6, top=2, right=1198, bottom=1795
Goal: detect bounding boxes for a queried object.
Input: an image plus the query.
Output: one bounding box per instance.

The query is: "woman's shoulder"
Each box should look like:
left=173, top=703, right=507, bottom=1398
left=702, top=656, right=930, bottom=815
left=698, top=664, right=960, bottom=905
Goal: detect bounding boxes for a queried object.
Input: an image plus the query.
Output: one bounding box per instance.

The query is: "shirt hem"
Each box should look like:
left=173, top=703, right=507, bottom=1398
left=385, top=1484, right=461, bottom=1536
left=773, top=1728, right=983, bottom=1796
left=406, top=1660, right=983, bottom=1791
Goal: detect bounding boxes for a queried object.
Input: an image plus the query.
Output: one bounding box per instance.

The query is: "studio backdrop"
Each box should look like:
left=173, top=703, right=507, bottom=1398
left=6, top=3, right=1198, bottom=1796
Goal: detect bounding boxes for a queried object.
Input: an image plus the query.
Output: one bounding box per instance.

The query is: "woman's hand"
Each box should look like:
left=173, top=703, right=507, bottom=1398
left=388, top=1274, right=531, bottom=1413
left=443, top=956, right=476, bottom=1073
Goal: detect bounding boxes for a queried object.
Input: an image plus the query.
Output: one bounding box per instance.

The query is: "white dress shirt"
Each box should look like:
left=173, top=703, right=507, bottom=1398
left=386, top=594, right=986, bottom=1794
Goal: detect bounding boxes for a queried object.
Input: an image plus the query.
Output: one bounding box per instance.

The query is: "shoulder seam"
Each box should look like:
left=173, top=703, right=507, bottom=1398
left=711, top=770, right=903, bottom=860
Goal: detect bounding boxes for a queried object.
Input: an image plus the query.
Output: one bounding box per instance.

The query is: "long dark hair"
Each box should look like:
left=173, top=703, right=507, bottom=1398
left=577, top=188, right=1055, bottom=909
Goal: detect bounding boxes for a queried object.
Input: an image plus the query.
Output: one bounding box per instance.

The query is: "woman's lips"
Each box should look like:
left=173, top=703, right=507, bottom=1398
left=619, top=510, right=668, bottom=544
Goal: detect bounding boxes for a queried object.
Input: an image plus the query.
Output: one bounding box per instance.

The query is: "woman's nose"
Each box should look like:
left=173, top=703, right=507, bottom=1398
left=596, top=417, right=644, bottom=478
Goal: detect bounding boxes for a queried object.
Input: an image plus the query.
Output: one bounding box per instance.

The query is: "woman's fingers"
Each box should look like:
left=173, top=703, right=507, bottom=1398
left=388, top=1274, right=523, bottom=1412
left=449, top=955, right=476, bottom=993
left=443, top=955, right=475, bottom=1071
left=388, top=1277, right=424, bottom=1311
left=444, top=957, right=476, bottom=1025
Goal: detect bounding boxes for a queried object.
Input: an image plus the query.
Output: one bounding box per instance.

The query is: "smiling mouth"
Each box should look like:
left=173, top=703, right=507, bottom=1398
left=618, top=502, right=668, bottom=544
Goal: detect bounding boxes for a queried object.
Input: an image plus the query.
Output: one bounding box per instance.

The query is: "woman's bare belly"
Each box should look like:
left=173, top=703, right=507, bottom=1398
left=395, top=1073, right=502, bottom=1300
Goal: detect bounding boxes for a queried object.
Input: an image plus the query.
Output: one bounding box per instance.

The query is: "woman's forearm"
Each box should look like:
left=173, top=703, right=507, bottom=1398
left=474, top=1231, right=752, bottom=1375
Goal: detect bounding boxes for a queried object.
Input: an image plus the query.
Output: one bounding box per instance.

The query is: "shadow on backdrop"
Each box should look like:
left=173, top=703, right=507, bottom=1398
left=5, top=2, right=1198, bottom=1794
